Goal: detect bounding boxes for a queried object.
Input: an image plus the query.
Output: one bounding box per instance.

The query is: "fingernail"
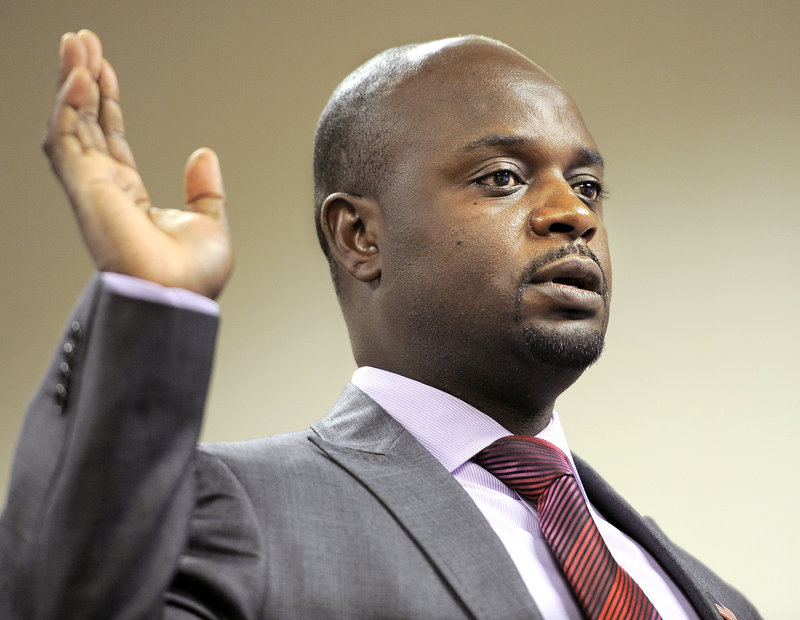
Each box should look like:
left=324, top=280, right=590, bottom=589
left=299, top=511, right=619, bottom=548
left=59, top=36, right=67, bottom=58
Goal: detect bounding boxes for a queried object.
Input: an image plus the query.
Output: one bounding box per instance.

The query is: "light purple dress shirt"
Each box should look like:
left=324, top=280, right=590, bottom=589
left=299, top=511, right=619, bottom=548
left=100, top=272, right=220, bottom=315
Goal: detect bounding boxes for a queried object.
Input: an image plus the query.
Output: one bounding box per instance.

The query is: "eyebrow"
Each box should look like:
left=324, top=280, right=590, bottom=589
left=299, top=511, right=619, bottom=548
left=462, top=134, right=604, bottom=169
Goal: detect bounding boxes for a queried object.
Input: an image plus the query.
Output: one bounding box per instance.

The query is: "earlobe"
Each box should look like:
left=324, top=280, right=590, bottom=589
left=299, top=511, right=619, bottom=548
left=320, top=193, right=382, bottom=283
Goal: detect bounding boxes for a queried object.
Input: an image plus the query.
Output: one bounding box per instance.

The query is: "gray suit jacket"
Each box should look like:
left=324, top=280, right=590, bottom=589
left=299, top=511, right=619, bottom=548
left=0, top=277, right=760, bottom=619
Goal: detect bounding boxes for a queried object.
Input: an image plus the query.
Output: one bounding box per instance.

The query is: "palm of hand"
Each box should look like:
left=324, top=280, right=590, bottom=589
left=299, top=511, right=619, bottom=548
left=45, top=30, right=233, bottom=299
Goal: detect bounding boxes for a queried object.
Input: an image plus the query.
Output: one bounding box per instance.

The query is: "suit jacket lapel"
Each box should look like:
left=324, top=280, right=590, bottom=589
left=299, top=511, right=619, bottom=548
left=310, top=384, right=541, bottom=620
left=575, top=455, right=728, bottom=620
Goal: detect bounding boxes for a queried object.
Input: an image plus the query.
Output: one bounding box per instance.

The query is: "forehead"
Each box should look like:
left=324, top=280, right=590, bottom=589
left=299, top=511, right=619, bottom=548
left=386, top=44, right=597, bottom=160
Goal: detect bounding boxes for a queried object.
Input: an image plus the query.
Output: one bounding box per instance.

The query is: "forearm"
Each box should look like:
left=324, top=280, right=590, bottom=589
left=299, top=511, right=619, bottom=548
left=0, top=276, right=218, bottom=618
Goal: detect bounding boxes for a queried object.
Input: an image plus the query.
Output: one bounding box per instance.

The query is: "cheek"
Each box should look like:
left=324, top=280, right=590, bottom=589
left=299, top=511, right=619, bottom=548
left=383, top=194, right=524, bottom=300
left=447, top=202, right=523, bottom=250
left=444, top=229, right=523, bottom=312
left=592, top=228, right=612, bottom=294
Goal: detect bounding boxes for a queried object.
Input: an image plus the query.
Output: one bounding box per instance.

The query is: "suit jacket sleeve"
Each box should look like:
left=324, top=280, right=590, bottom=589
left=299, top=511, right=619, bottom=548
left=0, top=275, right=219, bottom=619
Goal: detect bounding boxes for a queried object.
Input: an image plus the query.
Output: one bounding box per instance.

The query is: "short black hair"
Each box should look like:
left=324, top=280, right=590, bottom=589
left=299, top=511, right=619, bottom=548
left=312, top=45, right=418, bottom=265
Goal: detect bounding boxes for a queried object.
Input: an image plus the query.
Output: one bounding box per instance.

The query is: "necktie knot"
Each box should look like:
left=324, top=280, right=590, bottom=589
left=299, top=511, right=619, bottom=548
left=473, top=435, right=574, bottom=504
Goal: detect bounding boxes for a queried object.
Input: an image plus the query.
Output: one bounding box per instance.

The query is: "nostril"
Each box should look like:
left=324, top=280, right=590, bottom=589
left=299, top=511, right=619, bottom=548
left=549, top=223, right=574, bottom=233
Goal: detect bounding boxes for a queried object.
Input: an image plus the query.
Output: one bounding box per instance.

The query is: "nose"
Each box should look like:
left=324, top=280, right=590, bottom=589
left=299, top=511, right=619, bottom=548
left=529, top=188, right=598, bottom=243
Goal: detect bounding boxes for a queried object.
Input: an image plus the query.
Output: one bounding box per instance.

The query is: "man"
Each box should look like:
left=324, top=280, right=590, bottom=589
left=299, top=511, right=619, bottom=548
left=0, top=29, right=759, bottom=619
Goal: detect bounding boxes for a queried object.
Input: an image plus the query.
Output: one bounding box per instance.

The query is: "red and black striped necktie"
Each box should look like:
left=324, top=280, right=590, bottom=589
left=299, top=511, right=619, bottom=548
left=474, top=436, right=661, bottom=620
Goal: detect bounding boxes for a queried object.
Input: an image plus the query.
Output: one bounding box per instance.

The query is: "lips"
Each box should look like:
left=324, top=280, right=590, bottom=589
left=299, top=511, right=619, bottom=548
left=528, top=256, right=604, bottom=295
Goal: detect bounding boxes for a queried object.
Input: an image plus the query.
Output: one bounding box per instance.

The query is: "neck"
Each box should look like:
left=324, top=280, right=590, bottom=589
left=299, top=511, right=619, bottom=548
left=360, top=357, right=583, bottom=437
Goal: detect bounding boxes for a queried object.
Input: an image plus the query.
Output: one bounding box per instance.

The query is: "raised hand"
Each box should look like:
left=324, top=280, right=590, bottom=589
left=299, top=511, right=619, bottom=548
left=43, top=30, right=233, bottom=299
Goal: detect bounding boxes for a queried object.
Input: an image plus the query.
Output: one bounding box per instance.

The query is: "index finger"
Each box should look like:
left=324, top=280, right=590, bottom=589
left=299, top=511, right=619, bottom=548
left=57, top=30, right=103, bottom=89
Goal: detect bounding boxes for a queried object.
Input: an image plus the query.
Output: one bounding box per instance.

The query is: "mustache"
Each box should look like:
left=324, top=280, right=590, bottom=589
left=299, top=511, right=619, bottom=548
left=521, top=244, right=609, bottom=297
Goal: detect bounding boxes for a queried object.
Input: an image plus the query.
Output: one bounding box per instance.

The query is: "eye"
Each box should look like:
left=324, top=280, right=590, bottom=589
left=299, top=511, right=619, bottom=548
left=476, top=169, right=524, bottom=188
left=573, top=180, right=605, bottom=202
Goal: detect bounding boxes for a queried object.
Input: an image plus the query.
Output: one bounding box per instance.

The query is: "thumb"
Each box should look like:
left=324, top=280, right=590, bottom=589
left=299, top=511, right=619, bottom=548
left=184, top=147, right=227, bottom=225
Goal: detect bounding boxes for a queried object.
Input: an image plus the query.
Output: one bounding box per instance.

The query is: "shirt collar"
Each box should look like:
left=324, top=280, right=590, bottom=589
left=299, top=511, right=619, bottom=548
left=351, top=366, right=579, bottom=475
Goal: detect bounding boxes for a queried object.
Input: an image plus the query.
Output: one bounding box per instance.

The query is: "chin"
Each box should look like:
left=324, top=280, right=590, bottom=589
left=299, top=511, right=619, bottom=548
left=522, top=323, right=606, bottom=370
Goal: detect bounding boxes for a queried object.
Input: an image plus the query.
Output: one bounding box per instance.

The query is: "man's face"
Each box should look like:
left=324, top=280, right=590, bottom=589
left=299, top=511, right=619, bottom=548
left=371, top=43, right=611, bottom=404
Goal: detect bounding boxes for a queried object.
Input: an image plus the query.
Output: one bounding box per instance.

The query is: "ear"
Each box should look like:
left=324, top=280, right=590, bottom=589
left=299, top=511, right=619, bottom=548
left=320, top=192, right=382, bottom=283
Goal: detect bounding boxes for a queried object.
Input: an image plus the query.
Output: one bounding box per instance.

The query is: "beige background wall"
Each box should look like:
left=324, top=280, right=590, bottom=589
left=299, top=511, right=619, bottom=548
left=1, top=1, right=797, bottom=616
